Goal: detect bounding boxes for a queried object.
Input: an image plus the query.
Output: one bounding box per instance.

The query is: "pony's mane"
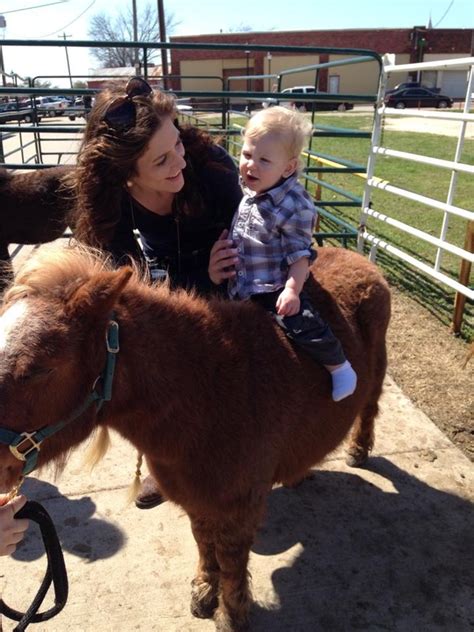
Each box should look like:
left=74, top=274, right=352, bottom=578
left=4, top=241, right=141, bottom=302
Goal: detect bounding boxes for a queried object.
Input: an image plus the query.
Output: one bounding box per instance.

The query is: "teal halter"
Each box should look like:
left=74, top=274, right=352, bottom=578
left=0, top=317, right=119, bottom=477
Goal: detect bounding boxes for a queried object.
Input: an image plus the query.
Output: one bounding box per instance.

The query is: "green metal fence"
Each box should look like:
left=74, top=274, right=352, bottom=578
left=0, top=39, right=382, bottom=245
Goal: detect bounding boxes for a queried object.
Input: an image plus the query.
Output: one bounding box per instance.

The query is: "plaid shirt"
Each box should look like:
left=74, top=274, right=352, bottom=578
left=228, top=173, right=317, bottom=299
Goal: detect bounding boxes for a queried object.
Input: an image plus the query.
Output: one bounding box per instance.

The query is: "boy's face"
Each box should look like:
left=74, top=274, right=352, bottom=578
left=239, top=131, right=298, bottom=195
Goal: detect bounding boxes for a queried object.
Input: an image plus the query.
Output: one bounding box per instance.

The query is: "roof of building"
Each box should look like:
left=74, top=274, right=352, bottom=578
left=89, top=66, right=162, bottom=78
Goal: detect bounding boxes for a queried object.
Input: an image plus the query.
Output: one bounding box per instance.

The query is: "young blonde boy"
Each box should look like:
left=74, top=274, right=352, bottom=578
left=228, top=106, right=357, bottom=401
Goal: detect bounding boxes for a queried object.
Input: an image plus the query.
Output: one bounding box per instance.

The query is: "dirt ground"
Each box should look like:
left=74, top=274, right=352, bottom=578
left=386, top=286, right=473, bottom=461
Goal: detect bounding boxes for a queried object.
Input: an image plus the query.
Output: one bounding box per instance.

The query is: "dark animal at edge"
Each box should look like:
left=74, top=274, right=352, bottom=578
left=0, top=244, right=391, bottom=632
left=0, top=166, right=73, bottom=289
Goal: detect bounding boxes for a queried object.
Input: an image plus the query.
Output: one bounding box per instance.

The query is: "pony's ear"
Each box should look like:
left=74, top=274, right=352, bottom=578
left=66, top=267, right=133, bottom=319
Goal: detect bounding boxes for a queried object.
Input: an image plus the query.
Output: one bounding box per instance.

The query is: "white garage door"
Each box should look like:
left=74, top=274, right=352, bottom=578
left=441, top=70, right=468, bottom=98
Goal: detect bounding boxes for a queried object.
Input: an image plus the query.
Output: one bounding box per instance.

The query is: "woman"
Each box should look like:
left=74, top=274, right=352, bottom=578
left=70, top=77, right=241, bottom=294
left=69, top=77, right=242, bottom=508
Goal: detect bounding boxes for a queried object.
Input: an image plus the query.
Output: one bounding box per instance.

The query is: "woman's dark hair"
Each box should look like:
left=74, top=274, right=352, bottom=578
left=67, top=81, right=222, bottom=248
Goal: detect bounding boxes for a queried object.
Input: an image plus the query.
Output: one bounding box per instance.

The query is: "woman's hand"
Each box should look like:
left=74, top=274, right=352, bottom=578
left=276, top=287, right=301, bottom=317
left=208, top=229, right=239, bottom=285
left=0, top=494, right=29, bottom=556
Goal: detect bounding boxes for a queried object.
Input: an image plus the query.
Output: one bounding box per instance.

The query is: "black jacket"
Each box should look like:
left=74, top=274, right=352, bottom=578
left=108, top=144, right=242, bottom=295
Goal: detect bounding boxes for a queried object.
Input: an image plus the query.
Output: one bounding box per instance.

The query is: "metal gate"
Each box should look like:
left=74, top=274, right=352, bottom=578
left=359, top=55, right=474, bottom=333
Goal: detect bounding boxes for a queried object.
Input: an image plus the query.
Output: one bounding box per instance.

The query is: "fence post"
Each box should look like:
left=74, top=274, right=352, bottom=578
left=314, top=160, right=324, bottom=246
left=451, top=220, right=473, bottom=334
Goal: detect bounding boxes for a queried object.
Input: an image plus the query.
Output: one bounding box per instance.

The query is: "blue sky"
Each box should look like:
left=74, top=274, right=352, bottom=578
left=1, top=0, right=473, bottom=84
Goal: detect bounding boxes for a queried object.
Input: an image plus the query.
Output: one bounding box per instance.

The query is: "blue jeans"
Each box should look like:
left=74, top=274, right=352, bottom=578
left=251, top=289, right=346, bottom=366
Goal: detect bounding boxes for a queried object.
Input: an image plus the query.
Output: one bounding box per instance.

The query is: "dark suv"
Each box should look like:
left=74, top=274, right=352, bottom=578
left=0, top=101, right=41, bottom=123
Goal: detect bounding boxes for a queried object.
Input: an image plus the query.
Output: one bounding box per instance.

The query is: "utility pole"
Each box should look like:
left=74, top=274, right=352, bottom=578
left=59, top=32, right=73, bottom=88
left=0, top=15, right=6, bottom=88
left=157, top=0, right=169, bottom=89
left=266, top=52, right=272, bottom=92
left=131, top=0, right=140, bottom=75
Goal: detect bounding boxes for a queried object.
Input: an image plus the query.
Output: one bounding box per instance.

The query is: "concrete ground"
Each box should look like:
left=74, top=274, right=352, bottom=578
left=1, top=376, right=472, bottom=632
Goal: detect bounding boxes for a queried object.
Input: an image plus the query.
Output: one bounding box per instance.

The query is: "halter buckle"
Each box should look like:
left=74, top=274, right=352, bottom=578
left=9, top=431, right=42, bottom=462
left=106, top=320, right=120, bottom=354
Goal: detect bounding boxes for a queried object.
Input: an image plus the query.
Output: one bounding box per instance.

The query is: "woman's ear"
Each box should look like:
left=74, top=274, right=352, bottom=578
left=282, top=157, right=298, bottom=178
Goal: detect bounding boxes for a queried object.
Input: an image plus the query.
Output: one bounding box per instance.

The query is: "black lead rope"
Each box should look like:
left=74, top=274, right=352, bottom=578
left=0, top=501, right=69, bottom=631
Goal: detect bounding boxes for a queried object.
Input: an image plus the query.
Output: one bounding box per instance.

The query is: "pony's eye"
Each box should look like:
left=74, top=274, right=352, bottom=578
left=19, top=366, right=54, bottom=382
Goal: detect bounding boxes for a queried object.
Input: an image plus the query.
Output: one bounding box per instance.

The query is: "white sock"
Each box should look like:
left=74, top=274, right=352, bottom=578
left=330, top=361, right=357, bottom=402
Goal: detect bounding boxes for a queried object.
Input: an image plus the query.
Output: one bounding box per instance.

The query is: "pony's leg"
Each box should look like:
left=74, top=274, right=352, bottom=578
left=213, top=502, right=266, bottom=632
left=346, top=411, right=375, bottom=467
left=346, top=377, right=385, bottom=467
left=214, top=531, right=252, bottom=632
left=189, top=516, right=220, bottom=619
left=347, top=343, right=387, bottom=467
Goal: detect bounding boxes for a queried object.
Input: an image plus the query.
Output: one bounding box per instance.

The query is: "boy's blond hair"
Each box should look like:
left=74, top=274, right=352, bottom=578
left=244, top=106, right=313, bottom=158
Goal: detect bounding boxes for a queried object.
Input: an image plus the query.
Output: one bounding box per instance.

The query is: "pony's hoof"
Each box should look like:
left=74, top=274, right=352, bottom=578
left=190, top=579, right=218, bottom=619
left=346, top=446, right=369, bottom=468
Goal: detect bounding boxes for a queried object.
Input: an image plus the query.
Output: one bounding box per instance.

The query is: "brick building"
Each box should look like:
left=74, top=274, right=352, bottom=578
left=169, top=27, right=473, bottom=98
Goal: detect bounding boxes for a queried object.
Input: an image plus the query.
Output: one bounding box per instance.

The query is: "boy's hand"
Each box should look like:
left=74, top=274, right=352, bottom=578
left=276, top=288, right=300, bottom=316
left=208, top=229, right=239, bottom=285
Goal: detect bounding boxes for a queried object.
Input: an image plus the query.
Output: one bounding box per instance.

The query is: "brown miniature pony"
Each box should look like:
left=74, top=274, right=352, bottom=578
left=0, top=166, right=74, bottom=289
left=0, top=243, right=390, bottom=632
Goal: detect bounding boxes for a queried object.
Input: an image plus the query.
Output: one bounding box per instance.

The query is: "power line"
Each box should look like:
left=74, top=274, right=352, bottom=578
left=0, top=1, right=68, bottom=15
left=434, top=0, right=455, bottom=28
left=38, top=0, right=97, bottom=38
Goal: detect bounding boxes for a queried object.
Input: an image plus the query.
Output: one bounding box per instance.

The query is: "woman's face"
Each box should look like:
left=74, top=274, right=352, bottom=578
left=130, top=116, right=186, bottom=195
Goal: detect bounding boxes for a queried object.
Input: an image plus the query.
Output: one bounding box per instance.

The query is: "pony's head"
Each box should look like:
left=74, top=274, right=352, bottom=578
left=0, top=243, right=132, bottom=491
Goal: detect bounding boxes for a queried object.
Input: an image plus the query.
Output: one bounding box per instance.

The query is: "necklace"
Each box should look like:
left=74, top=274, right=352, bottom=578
left=128, top=193, right=182, bottom=279
left=175, top=213, right=182, bottom=276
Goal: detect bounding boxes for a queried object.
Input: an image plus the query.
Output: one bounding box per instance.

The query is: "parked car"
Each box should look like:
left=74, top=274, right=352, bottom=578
left=386, top=82, right=441, bottom=95
left=0, top=101, right=41, bottom=123
left=384, top=87, right=453, bottom=109
left=66, top=96, right=94, bottom=121
left=34, top=96, right=69, bottom=117
left=262, top=86, right=354, bottom=111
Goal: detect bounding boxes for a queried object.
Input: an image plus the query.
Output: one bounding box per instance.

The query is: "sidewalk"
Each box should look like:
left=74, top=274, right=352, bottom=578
left=1, top=376, right=472, bottom=632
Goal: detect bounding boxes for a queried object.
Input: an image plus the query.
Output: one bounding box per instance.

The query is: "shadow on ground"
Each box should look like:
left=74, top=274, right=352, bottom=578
left=13, top=478, right=126, bottom=563
left=250, top=457, right=473, bottom=632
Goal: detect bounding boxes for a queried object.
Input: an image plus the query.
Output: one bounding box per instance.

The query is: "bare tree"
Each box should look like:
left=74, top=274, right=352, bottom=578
left=22, top=78, right=56, bottom=89
left=88, top=3, right=179, bottom=68
left=227, top=23, right=254, bottom=33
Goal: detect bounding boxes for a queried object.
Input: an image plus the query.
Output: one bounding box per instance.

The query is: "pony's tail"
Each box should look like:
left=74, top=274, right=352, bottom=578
left=83, top=426, right=111, bottom=470
left=0, top=167, right=13, bottom=189
left=462, top=342, right=473, bottom=369
left=126, top=453, right=143, bottom=505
